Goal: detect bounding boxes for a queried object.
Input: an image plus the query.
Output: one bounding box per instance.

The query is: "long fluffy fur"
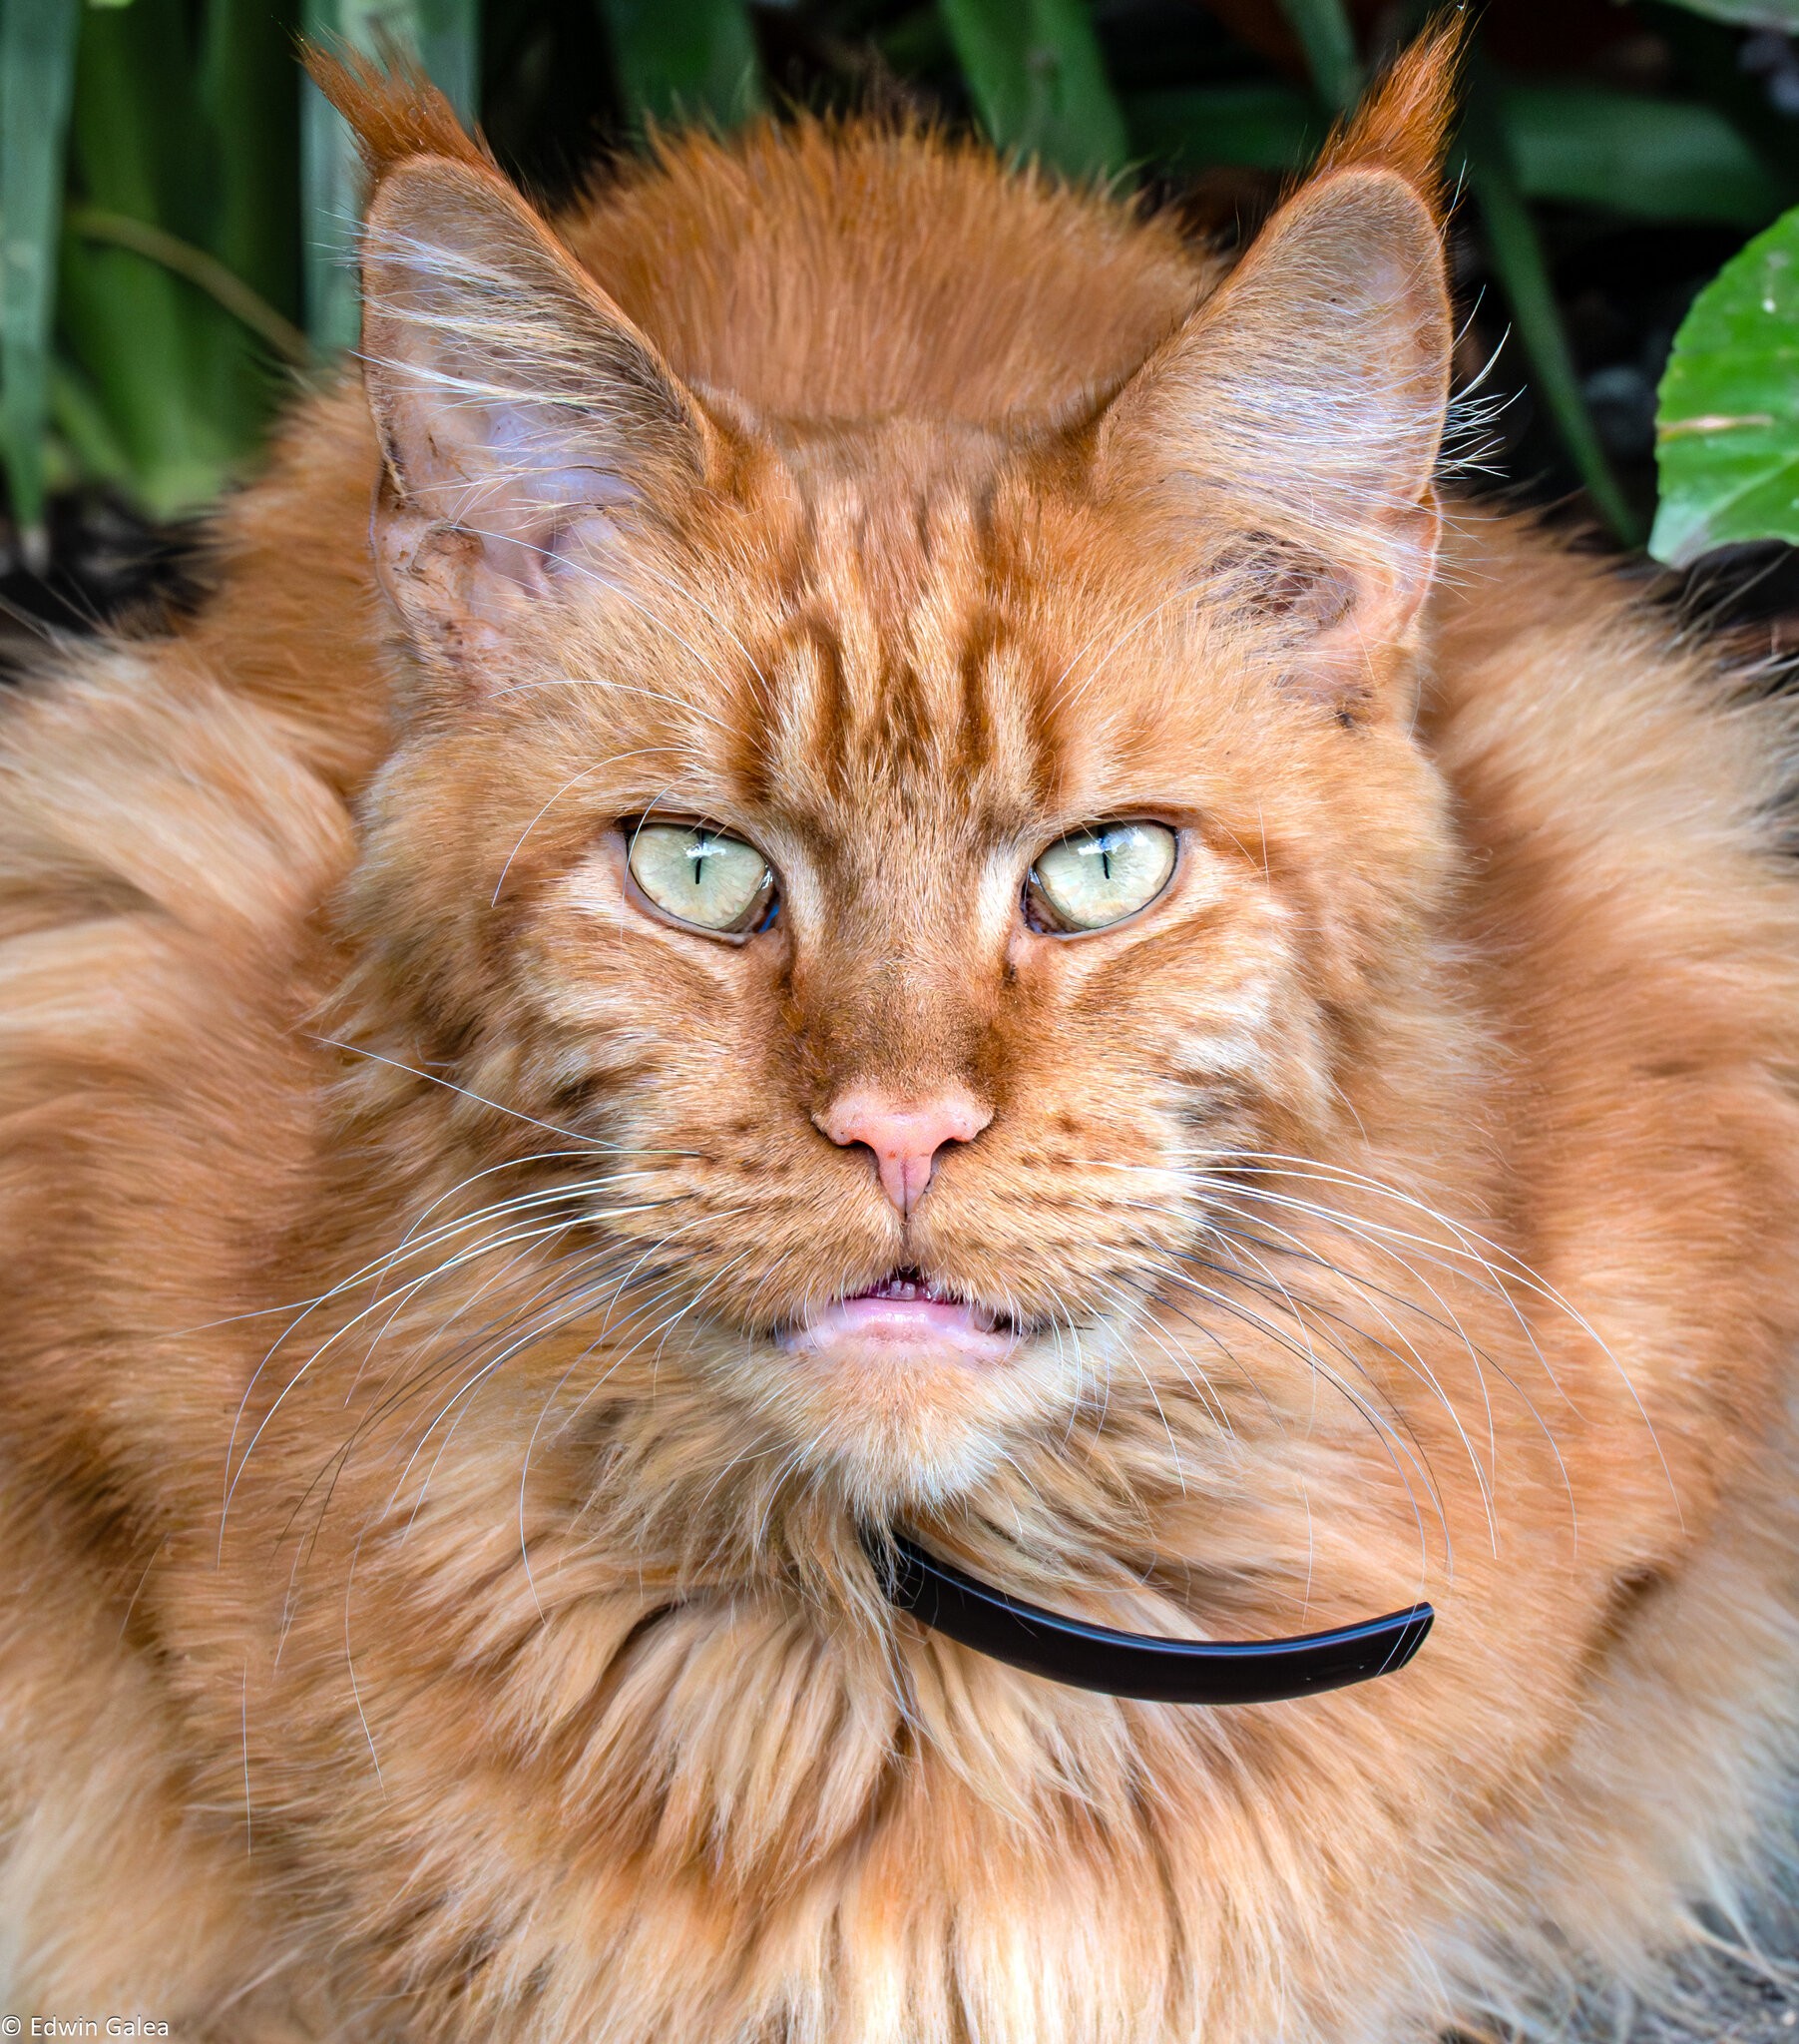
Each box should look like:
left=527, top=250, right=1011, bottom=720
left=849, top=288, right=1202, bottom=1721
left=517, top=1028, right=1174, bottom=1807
left=3, top=32, right=1799, bottom=2043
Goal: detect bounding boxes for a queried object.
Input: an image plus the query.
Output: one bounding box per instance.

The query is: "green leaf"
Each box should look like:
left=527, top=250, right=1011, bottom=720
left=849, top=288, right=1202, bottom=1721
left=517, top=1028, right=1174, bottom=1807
left=1274, top=0, right=1359, bottom=113
left=1129, top=76, right=1787, bottom=230
left=598, top=0, right=761, bottom=130
left=1650, top=203, right=1799, bottom=564
left=1501, top=82, right=1788, bottom=227
left=58, top=0, right=251, bottom=517
left=416, top=0, right=480, bottom=123
left=0, top=0, right=82, bottom=556
left=1125, top=83, right=1317, bottom=175
left=48, top=357, right=134, bottom=490
left=201, top=0, right=301, bottom=326
left=301, top=0, right=482, bottom=352
left=938, top=0, right=1128, bottom=182
left=1651, top=0, right=1799, bottom=28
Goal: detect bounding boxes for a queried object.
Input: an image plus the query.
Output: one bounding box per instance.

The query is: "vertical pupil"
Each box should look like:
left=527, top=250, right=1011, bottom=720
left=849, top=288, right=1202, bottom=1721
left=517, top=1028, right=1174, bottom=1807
left=689, top=828, right=711, bottom=888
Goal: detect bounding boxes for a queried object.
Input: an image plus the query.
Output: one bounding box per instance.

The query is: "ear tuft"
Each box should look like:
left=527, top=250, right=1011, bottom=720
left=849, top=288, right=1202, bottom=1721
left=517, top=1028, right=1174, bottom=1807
left=303, top=42, right=492, bottom=179
left=1311, top=14, right=1467, bottom=220
left=1090, top=24, right=1465, bottom=713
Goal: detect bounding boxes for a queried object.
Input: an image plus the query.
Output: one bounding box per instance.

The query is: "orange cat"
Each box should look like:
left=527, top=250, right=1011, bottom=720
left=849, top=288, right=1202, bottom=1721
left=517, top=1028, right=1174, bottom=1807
left=5, top=29, right=1799, bottom=2041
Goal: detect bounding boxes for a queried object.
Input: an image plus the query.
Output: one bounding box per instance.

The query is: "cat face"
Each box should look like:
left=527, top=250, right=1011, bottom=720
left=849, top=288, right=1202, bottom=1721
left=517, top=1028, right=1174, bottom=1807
left=340, top=135, right=1454, bottom=1516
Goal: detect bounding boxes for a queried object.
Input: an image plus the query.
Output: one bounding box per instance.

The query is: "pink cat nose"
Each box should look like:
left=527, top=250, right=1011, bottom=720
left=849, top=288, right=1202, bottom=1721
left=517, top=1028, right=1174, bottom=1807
left=816, top=1086, right=992, bottom=1219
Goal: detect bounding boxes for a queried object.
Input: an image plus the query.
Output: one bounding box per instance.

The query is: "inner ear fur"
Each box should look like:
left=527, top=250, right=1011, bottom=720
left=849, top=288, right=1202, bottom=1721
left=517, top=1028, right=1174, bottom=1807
left=357, top=152, right=716, bottom=675
left=1093, top=158, right=1453, bottom=710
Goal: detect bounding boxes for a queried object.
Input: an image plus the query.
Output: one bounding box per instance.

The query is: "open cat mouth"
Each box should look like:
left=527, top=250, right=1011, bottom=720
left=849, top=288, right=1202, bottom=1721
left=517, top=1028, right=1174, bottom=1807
left=778, top=1268, right=1022, bottom=1363
left=850, top=1268, right=1012, bottom=1326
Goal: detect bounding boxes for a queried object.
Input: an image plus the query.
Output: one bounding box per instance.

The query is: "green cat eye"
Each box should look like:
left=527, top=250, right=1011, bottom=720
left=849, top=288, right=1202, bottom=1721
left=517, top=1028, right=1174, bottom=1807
left=1027, top=821, right=1177, bottom=933
left=627, top=821, right=776, bottom=935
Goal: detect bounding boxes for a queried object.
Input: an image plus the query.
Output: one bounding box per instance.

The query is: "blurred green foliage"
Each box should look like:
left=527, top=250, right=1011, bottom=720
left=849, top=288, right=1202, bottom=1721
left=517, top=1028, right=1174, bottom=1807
left=940, top=0, right=1126, bottom=179
left=5, top=0, right=1799, bottom=564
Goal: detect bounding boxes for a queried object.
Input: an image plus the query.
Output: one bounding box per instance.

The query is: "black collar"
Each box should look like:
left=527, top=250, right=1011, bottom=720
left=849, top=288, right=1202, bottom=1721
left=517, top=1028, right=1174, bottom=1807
left=867, top=1528, right=1432, bottom=1706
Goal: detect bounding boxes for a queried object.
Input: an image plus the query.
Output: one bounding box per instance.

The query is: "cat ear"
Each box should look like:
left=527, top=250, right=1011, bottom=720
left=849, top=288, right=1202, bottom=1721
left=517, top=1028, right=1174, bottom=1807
left=356, top=148, right=713, bottom=673
left=1093, top=45, right=1456, bottom=712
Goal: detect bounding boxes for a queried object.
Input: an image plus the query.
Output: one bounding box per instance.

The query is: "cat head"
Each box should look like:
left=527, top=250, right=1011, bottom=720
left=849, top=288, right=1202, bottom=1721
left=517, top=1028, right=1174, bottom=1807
left=318, top=38, right=1462, bottom=1527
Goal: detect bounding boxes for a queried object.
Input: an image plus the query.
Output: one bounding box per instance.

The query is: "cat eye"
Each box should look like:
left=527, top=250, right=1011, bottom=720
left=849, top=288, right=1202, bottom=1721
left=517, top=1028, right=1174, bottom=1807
left=626, top=820, right=777, bottom=936
left=1026, top=821, right=1177, bottom=933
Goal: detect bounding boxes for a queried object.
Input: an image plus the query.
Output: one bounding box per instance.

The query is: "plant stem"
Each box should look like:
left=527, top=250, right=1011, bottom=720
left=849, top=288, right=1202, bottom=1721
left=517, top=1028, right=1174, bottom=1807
left=65, top=207, right=311, bottom=368
left=1462, top=66, right=1642, bottom=546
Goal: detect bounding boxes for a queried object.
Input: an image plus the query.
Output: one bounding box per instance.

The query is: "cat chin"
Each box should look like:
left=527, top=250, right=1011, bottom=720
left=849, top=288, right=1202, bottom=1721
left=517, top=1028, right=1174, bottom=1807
left=724, top=1322, right=1082, bottom=1512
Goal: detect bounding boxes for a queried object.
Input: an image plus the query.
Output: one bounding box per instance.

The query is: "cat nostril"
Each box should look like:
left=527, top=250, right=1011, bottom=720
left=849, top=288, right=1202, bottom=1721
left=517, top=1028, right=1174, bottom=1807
left=815, top=1085, right=993, bottom=1219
